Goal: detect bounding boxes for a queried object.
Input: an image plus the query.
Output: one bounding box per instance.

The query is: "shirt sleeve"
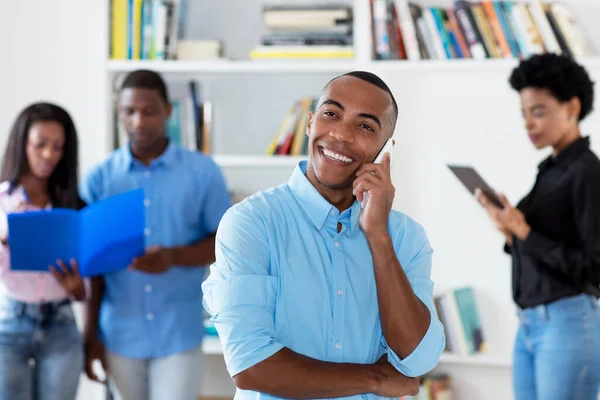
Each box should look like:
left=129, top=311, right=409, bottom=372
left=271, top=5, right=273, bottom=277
left=383, top=225, right=446, bottom=378
left=201, top=204, right=284, bottom=378
left=0, top=202, right=9, bottom=276
left=201, top=159, right=232, bottom=234
left=519, top=167, right=600, bottom=286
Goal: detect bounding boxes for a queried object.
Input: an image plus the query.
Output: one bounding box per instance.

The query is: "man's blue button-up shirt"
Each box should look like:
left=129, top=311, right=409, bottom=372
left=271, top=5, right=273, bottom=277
left=202, top=161, right=445, bottom=399
left=80, top=141, right=231, bottom=358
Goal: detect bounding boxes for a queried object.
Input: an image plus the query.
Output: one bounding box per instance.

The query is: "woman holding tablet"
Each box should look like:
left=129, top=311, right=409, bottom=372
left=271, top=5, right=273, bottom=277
left=477, top=53, right=600, bottom=400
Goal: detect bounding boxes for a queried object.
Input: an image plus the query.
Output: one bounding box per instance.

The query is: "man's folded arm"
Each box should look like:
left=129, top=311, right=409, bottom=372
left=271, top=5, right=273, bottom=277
left=382, top=231, right=445, bottom=378
left=201, top=206, right=416, bottom=399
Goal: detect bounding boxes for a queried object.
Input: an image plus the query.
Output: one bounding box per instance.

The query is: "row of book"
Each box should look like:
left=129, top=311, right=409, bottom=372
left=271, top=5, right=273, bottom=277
left=250, top=4, right=354, bottom=60
left=434, top=286, right=486, bottom=356
left=265, top=97, right=316, bottom=156
left=109, top=0, right=183, bottom=60
left=371, top=0, right=593, bottom=60
left=112, top=78, right=211, bottom=154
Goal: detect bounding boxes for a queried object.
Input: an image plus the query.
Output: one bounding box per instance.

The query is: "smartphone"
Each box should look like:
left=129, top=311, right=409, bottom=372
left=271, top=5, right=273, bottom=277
left=361, top=138, right=394, bottom=208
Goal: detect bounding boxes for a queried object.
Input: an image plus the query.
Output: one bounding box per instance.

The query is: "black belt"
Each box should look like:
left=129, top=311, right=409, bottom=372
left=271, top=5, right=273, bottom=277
left=38, top=299, right=71, bottom=327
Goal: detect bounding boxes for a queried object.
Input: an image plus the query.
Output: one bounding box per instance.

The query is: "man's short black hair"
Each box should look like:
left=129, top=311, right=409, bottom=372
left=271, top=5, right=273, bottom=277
left=121, top=69, right=170, bottom=104
left=509, top=53, right=594, bottom=121
left=324, top=71, right=399, bottom=130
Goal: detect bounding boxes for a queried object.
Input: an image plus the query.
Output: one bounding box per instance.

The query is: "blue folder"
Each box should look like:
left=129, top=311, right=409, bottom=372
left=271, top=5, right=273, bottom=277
left=7, top=188, right=146, bottom=277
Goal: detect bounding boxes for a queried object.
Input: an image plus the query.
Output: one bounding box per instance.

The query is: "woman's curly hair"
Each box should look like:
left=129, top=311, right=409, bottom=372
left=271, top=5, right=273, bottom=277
left=509, top=53, right=595, bottom=121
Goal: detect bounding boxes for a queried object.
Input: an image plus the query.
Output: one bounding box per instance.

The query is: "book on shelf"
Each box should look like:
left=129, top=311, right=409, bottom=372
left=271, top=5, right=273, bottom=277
left=109, top=0, right=221, bottom=61
left=370, top=0, right=594, bottom=61
left=265, top=97, right=316, bottom=156
left=110, top=0, right=180, bottom=60
left=251, top=4, right=354, bottom=60
left=112, top=78, right=212, bottom=153
left=434, top=286, right=486, bottom=356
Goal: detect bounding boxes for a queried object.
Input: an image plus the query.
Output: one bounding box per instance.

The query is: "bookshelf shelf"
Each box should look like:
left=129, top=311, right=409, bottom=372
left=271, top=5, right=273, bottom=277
left=107, top=57, right=600, bottom=75
left=106, top=59, right=359, bottom=73
left=202, top=336, right=223, bottom=356
left=212, top=154, right=307, bottom=168
left=439, top=352, right=512, bottom=368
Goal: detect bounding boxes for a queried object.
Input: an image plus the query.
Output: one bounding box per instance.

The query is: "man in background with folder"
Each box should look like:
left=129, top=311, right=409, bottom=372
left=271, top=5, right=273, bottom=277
left=79, top=70, right=231, bottom=400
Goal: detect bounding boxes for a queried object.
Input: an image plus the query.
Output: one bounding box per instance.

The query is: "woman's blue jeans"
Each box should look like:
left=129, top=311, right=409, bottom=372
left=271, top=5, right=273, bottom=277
left=513, top=293, right=600, bottom=400
left=0, top=297, right=83, bottom=400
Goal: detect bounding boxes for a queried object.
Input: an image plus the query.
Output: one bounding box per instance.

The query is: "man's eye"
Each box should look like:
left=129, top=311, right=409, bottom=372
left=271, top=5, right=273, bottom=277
left=360, top=124, right=373, bottom=132
left=324, top=111, right=336, bottom=117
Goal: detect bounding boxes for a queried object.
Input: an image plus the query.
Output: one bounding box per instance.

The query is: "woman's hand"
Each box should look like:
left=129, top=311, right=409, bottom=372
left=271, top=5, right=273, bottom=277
left=475, top=189, right=531, bottom=242
left=50, top=259, right=86, bottom=301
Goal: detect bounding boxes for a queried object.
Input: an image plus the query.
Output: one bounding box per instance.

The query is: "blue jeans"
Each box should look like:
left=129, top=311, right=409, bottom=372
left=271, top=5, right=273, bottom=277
left=513, top=293, right=600, bottom=400
left=0, top=297, right=83, bottom=400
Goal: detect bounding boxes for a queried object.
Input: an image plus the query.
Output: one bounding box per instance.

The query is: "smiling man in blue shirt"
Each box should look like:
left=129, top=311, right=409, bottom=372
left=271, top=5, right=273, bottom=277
left=202, top=71, right=445, bottom=399
left=80, top=70, right=231, bottom=400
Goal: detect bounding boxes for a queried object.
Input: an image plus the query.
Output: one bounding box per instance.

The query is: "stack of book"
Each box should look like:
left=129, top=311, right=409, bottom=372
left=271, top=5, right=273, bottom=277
left=370, top=0, right=593, bottom=61
left=250, top=4, right=354, bottom=60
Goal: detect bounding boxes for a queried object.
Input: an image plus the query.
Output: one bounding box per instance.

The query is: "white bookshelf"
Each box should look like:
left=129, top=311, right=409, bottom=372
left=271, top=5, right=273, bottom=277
left=212, top=154, right=307, bottom=168
left=439, top=352, right=511, bottom=368
left=107, top=57, right=600, bottom=74
left=106, top=59, right=358, bottom=73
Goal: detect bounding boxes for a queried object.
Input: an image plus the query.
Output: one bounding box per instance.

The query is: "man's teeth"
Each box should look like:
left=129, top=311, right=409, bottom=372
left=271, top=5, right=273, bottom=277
left=323, top=148, right=352, bottom=163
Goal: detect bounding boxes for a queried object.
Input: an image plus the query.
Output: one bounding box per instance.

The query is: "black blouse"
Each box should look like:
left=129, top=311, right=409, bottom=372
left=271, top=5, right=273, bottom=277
left=506, top=136, right=600, bottom=309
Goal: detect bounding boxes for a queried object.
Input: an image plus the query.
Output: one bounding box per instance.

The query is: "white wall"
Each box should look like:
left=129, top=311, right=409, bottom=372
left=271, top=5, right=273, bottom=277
left=0, top=0, right=109, bottom=175
left=0, top=1, right=108, bottom=399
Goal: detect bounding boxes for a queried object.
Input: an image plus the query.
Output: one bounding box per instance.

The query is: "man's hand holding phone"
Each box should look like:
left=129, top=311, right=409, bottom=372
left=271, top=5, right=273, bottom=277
left=354, top=138, right=395, bottom=237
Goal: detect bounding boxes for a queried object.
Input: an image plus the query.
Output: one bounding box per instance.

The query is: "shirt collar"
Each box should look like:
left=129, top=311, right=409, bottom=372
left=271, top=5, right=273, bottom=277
left=122, top=139, right=178, bottom=171
left=288, top=161, right=362, bottom=233
left=538, top=136, right=590, bottom=171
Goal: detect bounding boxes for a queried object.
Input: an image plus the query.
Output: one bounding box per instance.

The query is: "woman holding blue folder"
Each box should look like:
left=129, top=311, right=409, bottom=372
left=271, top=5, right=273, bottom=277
left=0, top=103, right=88, bottom=400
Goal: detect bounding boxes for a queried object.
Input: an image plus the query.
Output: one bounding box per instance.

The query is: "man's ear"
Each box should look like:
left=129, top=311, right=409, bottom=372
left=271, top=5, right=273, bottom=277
left=305, top=112, right=314, bottom=137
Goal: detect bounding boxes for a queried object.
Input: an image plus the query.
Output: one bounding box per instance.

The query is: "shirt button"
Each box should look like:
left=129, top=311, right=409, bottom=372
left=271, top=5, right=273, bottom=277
left=334, top=241, right=341, bottom=248
left=330, top=210, right=336, bottom=216
left=334, top=342, right=342, bottom=349
left=144, top=228, right=151, bottom=236
left=146, top=313, right=154, bottom=321
left=144, top=199, right=151, bottom=207
left=336, top=289, right=343, bottom=297
left=144, top=171, right=151, bottom=178
left=145, top=285, right=152, bottom=293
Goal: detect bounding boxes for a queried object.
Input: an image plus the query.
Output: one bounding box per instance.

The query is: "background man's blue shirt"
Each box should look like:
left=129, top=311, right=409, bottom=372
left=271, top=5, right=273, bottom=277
left=80, top=141, right=231, bottom=358
left=202, top=161, right=445, bottom=400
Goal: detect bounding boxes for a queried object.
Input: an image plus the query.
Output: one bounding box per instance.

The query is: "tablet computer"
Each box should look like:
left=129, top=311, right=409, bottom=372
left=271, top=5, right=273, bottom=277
left=447, top=164, right=504, bottom=209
